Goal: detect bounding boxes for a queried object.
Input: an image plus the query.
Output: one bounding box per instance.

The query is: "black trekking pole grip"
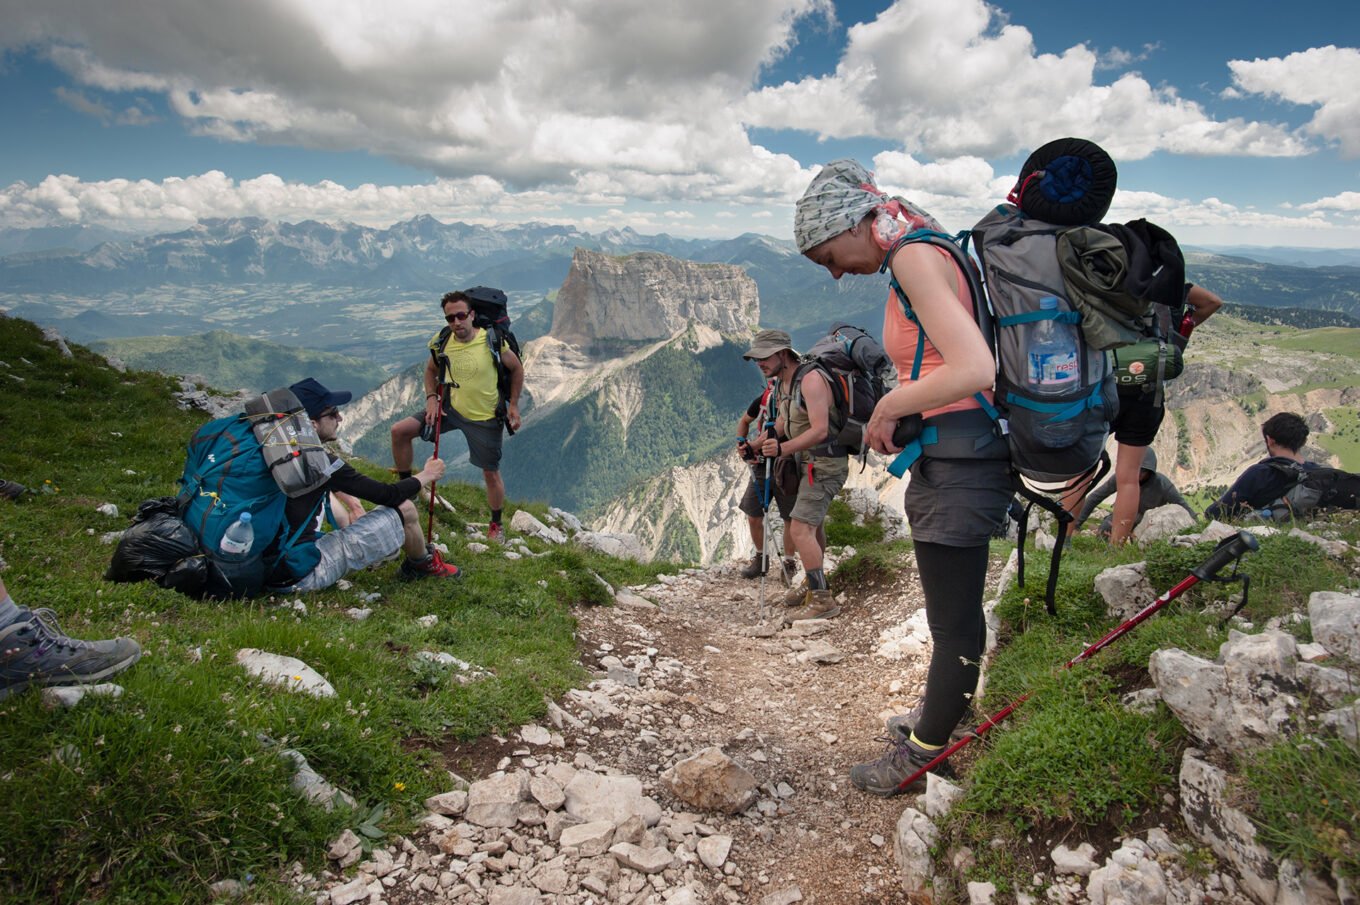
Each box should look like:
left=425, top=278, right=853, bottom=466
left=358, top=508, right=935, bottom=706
left=1191, top=530, right=1259, bottom=581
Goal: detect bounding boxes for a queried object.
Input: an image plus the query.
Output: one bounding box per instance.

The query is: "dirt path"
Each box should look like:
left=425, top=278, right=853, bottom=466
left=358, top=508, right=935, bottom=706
left=547, top=547, right=1007, bottom=904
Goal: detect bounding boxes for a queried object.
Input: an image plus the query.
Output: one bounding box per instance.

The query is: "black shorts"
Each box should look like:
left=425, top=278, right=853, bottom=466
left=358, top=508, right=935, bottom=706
left=1110, top=389, right=1164, bottom=447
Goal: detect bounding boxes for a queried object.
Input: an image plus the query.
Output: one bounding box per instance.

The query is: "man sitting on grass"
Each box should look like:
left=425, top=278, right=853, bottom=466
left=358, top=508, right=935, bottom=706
left=267, top=378, right=463, bottom=591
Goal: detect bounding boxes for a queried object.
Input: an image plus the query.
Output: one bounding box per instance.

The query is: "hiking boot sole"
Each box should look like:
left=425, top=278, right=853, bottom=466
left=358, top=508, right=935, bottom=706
left=782, top=605, right=840, bottom=627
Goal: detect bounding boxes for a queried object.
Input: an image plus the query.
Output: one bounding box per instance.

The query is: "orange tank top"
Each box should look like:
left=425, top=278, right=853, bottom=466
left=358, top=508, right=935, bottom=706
left=881, top=244, right=994, bottom=420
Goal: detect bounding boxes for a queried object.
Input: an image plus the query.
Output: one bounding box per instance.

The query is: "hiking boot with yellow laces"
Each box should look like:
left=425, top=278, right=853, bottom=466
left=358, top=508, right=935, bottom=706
left=782, top=588, right=840, bottom=625
left=849, top=734, right=956, bottom=797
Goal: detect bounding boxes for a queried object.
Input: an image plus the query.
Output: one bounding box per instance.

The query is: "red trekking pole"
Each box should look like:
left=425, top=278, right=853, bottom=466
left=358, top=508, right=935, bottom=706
left=893, top=530, right=1260, bottom=794
left=425, top=382, right=446, bottom=544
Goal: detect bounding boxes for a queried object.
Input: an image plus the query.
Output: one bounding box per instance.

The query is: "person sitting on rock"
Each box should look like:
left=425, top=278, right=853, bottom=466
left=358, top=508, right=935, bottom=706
left=0, top=574, right=141, bottom=701
left=269, top=378, right=462, bottom=591
left=1205, top=412, right=1319, bottom=520
left=747, top=329, right=851, bottom=624
left=1072, top=448, right=1194, bottom=539
left=735, top=384, right=798, bottom=582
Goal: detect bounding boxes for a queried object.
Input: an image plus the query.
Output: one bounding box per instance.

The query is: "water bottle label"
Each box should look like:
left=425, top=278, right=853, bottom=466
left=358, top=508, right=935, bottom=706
left=219, top=536, right=251, bottom=556
left=1029, top=350, right=1078, bottom=387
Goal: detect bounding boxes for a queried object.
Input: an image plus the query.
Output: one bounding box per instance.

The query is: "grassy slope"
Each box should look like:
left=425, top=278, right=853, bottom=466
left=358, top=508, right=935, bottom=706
left=0, top=315, right=675, bottom=904
left=933, top=527, right=1360, bottom=898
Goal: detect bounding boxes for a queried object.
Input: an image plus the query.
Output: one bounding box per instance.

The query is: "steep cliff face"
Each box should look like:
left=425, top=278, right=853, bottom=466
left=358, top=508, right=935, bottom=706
left=551, top=248, right=758, bottom=345
left=593, top=449, right=904, bottom=565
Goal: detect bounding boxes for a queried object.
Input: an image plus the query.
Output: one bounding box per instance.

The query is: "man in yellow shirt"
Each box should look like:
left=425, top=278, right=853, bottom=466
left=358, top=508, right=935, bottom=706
left=391, top=289, right=524, bottom=541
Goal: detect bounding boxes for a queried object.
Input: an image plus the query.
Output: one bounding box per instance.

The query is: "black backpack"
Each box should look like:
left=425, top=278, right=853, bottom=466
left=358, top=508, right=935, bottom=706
left=1265, top=461, right=1360, bottom=519
left=434, top=286, right=522, bottom=435
left=791, top=323, right=893, bottom=455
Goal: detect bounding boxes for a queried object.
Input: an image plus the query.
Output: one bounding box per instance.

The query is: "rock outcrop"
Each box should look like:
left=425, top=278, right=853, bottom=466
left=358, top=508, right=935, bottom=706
left=551, top=249, right=758, bottom=346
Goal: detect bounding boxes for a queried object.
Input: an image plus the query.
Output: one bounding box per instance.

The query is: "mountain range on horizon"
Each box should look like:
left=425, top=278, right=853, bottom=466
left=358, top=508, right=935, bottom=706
left=4, top=215, right=1360, bottom=379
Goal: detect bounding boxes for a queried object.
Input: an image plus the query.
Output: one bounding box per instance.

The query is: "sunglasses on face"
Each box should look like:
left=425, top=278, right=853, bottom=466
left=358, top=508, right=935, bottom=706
left=445, top=310, right=472, bottom=323
left=318, top=408, right=340, bottom=420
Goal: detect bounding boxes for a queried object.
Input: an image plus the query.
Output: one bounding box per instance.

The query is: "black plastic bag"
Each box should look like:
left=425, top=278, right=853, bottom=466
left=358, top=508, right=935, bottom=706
left=106, top=497, right=207, bottom=596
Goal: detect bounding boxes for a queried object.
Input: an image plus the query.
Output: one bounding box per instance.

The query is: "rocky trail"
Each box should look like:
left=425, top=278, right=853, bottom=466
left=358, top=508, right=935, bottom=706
left=299, top=519, right=1360, bottom=905
left=301, top=544, right=999, bottom=905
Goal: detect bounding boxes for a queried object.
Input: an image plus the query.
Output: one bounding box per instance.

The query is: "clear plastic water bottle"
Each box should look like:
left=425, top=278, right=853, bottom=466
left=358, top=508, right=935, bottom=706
left=1027, top=296, right=1081, bottom=448
left=219, top=511, right=255, bottom=558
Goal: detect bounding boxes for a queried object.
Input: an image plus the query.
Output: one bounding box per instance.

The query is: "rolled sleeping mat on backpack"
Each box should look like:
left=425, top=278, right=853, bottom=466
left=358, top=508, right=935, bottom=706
left=244, top=388, right=335, bottom=498
left=1013, top=137, right=1118, bottom=226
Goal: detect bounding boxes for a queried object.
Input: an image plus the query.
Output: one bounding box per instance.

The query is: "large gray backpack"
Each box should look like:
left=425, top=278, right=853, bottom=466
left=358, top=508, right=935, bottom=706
left=885, top=211, right=1116, bottom=613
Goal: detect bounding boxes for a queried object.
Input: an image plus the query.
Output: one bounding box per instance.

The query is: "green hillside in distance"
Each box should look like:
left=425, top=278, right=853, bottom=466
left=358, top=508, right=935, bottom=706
left=91, top=329, right=389, bottom=396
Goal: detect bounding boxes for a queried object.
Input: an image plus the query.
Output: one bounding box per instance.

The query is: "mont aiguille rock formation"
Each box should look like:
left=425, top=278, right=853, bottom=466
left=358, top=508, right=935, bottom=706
left=550, top=248, right=758, bottom=345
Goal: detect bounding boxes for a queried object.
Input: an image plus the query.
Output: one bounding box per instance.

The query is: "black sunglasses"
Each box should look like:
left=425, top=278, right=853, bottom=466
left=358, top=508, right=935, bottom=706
left=445, top=310, right=472, bottom=323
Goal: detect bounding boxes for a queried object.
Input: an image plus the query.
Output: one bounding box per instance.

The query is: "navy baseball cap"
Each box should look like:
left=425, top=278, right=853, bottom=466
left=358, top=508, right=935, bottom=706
left=289, top=377, right=352, bottom=419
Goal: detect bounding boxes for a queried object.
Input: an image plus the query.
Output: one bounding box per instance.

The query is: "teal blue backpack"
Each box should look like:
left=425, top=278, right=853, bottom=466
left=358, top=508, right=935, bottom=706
left=178, top=411, right=324, bottom=598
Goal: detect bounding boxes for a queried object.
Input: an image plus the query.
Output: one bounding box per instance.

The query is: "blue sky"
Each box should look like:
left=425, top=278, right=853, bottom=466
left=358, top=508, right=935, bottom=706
left=1, top=0, right=1357, bottom=247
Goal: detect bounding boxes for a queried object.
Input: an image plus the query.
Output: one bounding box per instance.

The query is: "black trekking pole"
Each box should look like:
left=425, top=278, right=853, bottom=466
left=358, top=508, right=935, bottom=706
left=892, top=529, right=1260, bottom=794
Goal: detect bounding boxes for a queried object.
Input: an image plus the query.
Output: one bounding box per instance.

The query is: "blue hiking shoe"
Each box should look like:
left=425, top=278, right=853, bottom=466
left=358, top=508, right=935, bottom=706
left=0, top=609, right=142, bottom=701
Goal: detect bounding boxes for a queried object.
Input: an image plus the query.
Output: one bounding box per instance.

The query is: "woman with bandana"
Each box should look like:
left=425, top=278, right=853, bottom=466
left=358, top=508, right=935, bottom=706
left=794, top=160, right=1012, bottom=796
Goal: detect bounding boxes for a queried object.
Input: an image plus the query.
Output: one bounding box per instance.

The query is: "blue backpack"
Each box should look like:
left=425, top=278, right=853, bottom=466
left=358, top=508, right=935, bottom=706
left=178, top=414, right=322, bottom=598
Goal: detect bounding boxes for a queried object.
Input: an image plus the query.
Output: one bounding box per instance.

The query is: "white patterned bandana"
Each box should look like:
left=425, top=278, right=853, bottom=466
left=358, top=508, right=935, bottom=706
left=793, top=159, right=943, bottom=253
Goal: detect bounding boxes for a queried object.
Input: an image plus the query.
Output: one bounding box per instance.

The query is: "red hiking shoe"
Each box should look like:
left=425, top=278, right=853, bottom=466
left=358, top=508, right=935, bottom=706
left=400, top=546, right=462, bottom=580
left=487, top=522, right=504, bottom=543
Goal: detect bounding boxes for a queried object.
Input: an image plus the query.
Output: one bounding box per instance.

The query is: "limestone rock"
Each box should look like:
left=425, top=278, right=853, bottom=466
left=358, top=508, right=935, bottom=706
left=1094, top=561, right=1153, bottom=621
left=893, top=807, right=938, bottom=899
left=609, top=841, right=674, bottom=874
left=925, top=773, right=965, bottom=819
left=1180, top=751, right=1318, bottom=905
left=1134, top=503, right=1196, bottom=544
left=697, top=833, right=733, bottom=869
left=1149, top=630, right=1303, bottom=754
left=559, top=820, right=615, bottom=857
left=552, top=247, right=757, bottom=345
left=235, top=649, right=335, bottom=698
left=281, top=748, right=356, bottom=811
left=465, top=772, right=532, bottom=828
left=760, top=887, right=803, bottom=905
left=1308, top=591, right=1360, bottom=661
left=575, top=531, right=647, bottom=561
left=40, top=683, right=123, bottom=709
left=1052, top=842, right=1100, bottom=876
left=661, top=746, right=758, bottom=814
left=529, top=774, right=566, bottom=811
left=510, top=510, right=567, bottom=544
left=563, top=771, right=662, bottom=827
left=487, top=888, right=542, bottom=905
left=424, top=790, right=468, bottom=816
left=1086, top=840, right=1168, bottom=905
left=326, top=828, right=363, bottom=868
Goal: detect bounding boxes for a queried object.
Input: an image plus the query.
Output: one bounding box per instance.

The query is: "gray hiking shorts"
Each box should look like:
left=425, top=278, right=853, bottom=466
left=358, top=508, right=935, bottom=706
left=789, top=455, right=849, bottom=527
left=905, top=456, right=1014, bottom=547
left=414, top=403, right=503, bottom=471
left=289, top=506, right=405, bottom=592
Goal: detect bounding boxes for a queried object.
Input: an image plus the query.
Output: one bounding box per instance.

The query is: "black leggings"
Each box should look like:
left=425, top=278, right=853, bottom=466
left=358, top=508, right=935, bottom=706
left=912, top=540, right=990, bottom=746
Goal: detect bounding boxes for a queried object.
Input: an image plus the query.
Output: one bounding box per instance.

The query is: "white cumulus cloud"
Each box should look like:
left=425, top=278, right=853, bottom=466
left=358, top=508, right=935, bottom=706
left=1228, top=46, right=1360, bottom=156
left=740, top=0, right=1309, bottom=160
